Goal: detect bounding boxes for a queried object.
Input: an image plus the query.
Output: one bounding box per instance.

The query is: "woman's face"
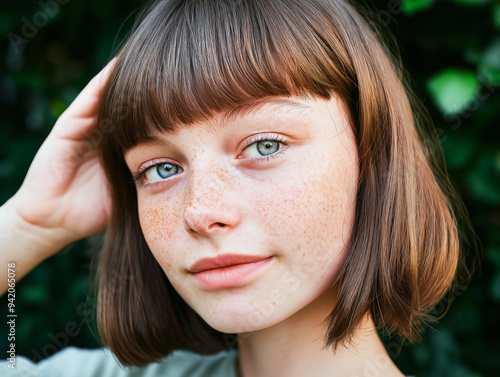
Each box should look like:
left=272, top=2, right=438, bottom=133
left=124, top=95, right=358, bottom=333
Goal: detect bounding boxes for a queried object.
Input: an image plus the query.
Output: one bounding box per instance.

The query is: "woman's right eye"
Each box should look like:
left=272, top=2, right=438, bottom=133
left=143, top=162, right=182, bottom=183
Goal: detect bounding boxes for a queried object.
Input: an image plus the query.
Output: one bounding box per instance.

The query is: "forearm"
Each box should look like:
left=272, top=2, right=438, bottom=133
left=0, top=197, right=72, bottom=296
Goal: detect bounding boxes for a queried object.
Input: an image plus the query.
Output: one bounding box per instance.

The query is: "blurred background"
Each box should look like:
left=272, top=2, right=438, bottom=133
left=0, top=0, right=499, bottom=376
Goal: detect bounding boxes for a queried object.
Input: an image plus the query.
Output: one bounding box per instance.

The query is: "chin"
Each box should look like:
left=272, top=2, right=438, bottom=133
left=195, top=296, right=298, bottom=334
left=203, top=313, right=281, bottom=334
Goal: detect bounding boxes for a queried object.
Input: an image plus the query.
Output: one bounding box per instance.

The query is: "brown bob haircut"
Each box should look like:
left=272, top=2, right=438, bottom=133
left=95, top=0, right=474, bottom=366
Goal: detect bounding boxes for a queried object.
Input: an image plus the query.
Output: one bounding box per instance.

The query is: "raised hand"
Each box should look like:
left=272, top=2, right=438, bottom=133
left=1, top=60, right=116, bottom=293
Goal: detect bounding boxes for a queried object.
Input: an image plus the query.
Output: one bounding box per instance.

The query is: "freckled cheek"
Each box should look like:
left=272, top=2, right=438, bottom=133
left=253, top=164, right=355, bottom=243
left=249, top=153, right=357, bottom=283
left=137, top=195, right=183, bottom=271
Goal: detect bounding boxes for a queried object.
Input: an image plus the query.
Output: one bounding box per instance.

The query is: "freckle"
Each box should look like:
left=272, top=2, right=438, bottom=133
left=273, top=302, right=276, bottom=305
left=302, top=252, right=305, bottom=256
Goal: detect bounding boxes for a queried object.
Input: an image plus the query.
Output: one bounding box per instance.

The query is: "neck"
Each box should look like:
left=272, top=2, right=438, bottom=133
left=236, top=288, right=404, bottom=377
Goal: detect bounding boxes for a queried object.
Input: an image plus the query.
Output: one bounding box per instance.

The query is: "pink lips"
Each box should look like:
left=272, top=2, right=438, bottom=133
left=189, top=254, right=274, bottom=289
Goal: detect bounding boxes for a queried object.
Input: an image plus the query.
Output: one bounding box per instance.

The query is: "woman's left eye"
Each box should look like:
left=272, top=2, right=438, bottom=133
left=240, top=135, right=289, bottom=161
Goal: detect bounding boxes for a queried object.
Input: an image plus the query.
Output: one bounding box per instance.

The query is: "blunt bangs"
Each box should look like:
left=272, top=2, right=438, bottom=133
left=99, top=0, right=360, bottom=153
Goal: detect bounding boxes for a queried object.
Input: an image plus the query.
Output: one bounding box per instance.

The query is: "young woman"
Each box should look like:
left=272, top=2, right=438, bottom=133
left=1, top=0, right=473, bottom=376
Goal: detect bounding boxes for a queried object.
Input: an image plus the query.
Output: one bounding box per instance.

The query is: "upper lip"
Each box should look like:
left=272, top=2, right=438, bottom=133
left=189, top=254, right=271, bottom=273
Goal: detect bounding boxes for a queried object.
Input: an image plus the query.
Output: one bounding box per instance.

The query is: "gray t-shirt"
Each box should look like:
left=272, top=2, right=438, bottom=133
left=3, top=347, right=238, bottom=377
left=3, top=347, right=415, bottom=376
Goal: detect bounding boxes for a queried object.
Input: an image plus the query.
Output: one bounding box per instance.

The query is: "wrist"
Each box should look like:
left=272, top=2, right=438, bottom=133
left=0, top=197, right=74, bottom=261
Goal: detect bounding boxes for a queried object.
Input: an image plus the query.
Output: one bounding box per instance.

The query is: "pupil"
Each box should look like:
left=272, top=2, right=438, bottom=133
left=157, top=163, right=176, bottom=179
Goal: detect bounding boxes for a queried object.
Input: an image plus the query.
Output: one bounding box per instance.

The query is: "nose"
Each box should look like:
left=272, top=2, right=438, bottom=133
left=183, top=163, right=241, bottom=236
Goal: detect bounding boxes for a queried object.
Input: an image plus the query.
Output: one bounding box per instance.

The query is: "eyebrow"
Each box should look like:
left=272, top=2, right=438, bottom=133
left=124, top=97, right=312, bottom=153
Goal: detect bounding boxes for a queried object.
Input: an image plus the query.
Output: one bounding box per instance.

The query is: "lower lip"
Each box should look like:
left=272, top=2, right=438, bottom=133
left=190, top=257, right=274, bottom=289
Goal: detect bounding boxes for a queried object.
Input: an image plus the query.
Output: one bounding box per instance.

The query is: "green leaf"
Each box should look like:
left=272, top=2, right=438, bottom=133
left=401, top=0, right=435, bottom=15
left=486, top=247, right=500, bottom=269
left=427, top=68, right=480, bottom=115
left=442, top=135, right=476, bottom=168
left=478, top=38, right=500, bottom=85
left=22, top=285, right=49, bottom=304
left=50, top=99, right=68, bottom=119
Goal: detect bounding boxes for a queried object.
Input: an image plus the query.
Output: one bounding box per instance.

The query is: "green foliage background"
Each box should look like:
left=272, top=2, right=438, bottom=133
left=0, top=0, right=499, bottom=376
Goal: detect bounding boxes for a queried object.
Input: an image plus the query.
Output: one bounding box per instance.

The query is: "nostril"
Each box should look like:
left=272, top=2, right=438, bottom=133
left=207, top=222, right=226, bottom=231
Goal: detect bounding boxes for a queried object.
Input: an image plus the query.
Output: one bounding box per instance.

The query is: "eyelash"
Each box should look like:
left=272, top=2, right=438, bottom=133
left=132, top=133, right=291, bottom=188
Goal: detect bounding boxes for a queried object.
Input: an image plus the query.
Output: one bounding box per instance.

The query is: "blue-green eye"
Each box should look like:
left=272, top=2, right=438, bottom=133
left=144, top=163, right=181, bottom=182
left=256, top=140, right=280, bottom=156
left=242, top=134, right=289, bottom=160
